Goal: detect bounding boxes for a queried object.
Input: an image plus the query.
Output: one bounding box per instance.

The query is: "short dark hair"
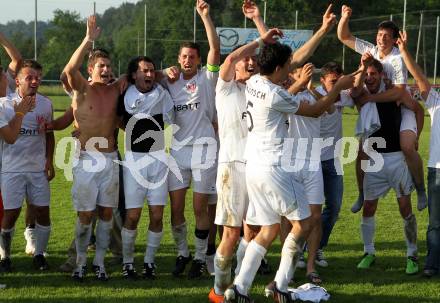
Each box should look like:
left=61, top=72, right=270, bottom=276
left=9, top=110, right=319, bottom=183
left=126, top=56, right=156, bottom=84
left=257, top=42, right=292, bottom=75
left=369, top=59, right=384, bottom=74
left=17, top=59, right=43, bottom=75
left=179, top=42, right=201, bottom=57
left=88, top=48, right=111, bottom=67
left=320, top=62, right=343, bottom=77
left=377, top=20, right=400, bottom=39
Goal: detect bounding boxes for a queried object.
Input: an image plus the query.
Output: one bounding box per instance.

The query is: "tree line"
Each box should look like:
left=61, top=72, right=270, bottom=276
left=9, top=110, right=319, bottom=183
left=0, top=0, right=439, bottom=80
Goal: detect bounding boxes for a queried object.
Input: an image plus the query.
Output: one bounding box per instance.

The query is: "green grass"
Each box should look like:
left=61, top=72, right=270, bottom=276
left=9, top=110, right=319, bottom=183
left=1, top=100, right=439, bottom=303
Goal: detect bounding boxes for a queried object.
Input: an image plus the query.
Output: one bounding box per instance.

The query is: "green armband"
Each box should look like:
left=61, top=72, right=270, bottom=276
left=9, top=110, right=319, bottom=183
left=207, top=63, right=220, bottom=72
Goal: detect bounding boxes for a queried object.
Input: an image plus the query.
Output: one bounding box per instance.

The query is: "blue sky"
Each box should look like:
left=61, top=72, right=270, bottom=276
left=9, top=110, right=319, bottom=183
left=0, top=0, right=139, bottom=23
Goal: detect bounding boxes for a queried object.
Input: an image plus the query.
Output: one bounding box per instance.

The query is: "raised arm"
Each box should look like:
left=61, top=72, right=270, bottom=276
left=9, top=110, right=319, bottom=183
left=64, top=15, right=101, bottom=93
left=287, top=63, right=313, bottom=95
left=0, top=32, right=22, bottom=76
left=397, top=31, right=431, bottom=100
left=337, top=5, right=356, bottom=50
left=290, top=4, right=336, bottom=70
left=196, top=0, right=220, bottom=66
left=220, top=28, right=281, bottom=81
left=242, top=0, right=268, bottom=36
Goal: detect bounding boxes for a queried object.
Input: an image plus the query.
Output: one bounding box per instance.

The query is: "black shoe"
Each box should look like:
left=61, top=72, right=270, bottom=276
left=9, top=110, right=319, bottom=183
left=122, top=263, right=137, bottom=280
left=257, top=258, right=272, bottom=275
left=142, top=263, right=156, bottom=279
left=172, top=254, right=192, bottom=277
left=265, top=281, right=293, bottom=303
left=0, top=258, right=12, bottom=273
left=72, top=265, right=87, bottom=282
left=92, top=265, right=109, bottom=281
left=224, top=285, right=252, bottom=303
left=187, top=259, right=206, bottom=279
left=33, top=254, right=49, bottom=271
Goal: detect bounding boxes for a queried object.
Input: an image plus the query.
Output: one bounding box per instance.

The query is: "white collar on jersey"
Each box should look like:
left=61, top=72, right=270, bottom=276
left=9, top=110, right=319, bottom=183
left=124, top=84, right=162, bottom=115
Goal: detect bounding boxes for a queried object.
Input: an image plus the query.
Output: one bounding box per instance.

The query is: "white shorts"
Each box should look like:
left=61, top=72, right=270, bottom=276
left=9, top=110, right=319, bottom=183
left=1, top=172, right=50, bottom=210
left=245, top=163, right=310, bottom=226
left=400, top=107, right=417, bottom=134
left=364, top=151, right=414, bottom=200
left=293, top=160, right=324, bottom=205
left=123, top=151, right=169, bottom=209
left=215, top=162, right=248, bottom=227
left=72, top=151, right=119, bottom=212
left=168, top=145, right=217, bottom=194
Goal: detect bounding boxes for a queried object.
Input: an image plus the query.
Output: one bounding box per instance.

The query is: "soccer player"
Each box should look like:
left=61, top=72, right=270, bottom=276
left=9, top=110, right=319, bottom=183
left=64, top=15, right=127, bottom=281
left=224, top=5, right=358, bottom=302
left=352, top=59, right=419, bottom=275
left=337, top=5, right=427, bottom=212
left=118, top=56, right=173, bottom=279
left=0, top=59, right=54, bottom=272
left=396, top=31, right=440, bottom=277
left=208, top=16, right=280, bottom=303
left=163, top=0, right=220, bottom=279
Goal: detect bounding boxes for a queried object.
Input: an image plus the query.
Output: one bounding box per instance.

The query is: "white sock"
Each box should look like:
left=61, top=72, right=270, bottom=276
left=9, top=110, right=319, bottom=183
left=0, top=228, right=15, bottom=259
left=274, top=233, right=305, bottom=292
left=235, top=238, right=248, bottom=275
left=403, top=214, right=418, bottom=257
left=144, top=230, right=163, bottom=264
left=121, top=227, right=137, bottom=264
left=34, top=223, right=51, bottom=256
left=171, top=223, right=189, bottom=257
left=214, top=252, right=232, bottom=295
left=194, top=229, right=209, bottom=261
left=234, top=240, right=266, bottom=296
left=75, top=220, right=92, bottom=267
left=24, top=226, right=36, bottom=247
left=93, top=219, right=113, bottom=267
left=361, top=216, right=376, bottom=254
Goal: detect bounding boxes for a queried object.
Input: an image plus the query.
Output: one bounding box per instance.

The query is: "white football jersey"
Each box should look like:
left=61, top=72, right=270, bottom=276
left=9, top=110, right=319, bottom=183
left=355, top=38, right=408, bottom=85
left=288, top=90, right=321, bottom=161
left=0, top=92, right=53, bottom=173
left=317, top=86, right=353, bottom=161
left=216, top=78, right=248, bottom=163
left=426, top=88, right=440, bottom=168
left=163, top=66, right=218, bottom=147
left=244, top=74, right=300, bottom=166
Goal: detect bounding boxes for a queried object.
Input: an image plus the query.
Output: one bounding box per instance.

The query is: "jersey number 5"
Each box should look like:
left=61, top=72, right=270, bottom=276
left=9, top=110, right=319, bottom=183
left=246, top=101, right=254, bottom=132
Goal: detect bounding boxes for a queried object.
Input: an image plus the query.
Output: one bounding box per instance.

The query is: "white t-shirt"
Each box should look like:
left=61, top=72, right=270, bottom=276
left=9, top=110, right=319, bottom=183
left=317, top=86, right=354, bottom=161
left=355, top=38, right=408, bottom=85
left=244, top=74, right=300, bottom=166
left=162, top=66, right=218, bottom=147
left=288, top=90, right=321, bottom=161
left=0, top=92, right=53, bottom=173
left=215, top=78, right=247, bottom=163
left=425, top=88, right=440, bottom=168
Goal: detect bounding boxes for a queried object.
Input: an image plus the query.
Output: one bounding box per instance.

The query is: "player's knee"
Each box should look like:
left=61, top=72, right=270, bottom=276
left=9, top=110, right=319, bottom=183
left=125, top=213, right=140, bottom=229
left=223, top=227, right=241, bottom=243
left=362, top=202, right=377, bottom=217
left=400, top=139, right=416, bottom=155
left=149, top=212, right=163, bottom=229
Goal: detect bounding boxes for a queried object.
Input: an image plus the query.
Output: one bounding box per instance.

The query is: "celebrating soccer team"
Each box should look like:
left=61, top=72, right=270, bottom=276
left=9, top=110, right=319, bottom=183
left=0, top=1, right=439, bottom=302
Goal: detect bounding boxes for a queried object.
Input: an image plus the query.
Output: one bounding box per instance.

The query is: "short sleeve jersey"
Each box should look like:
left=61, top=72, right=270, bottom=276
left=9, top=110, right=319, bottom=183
left=244, top=74, right=300, bottom=166
left=288, top=90, right=321, bottom=161
left=0, top=92, right=53, bottom=173
left=215, top=78, right=248, bottom=163
left=355, top=38, right=408, bottom=85
left=163, top=66, right=219, bottom=147
left=425, top=88, right=440, bottom=168
left=317, top=86, right=354, bottom=161
left=118, top=84, right=174, bottom=153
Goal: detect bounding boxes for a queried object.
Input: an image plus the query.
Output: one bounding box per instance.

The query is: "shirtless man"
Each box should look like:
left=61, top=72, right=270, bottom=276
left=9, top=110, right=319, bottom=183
left=64, top=16, right=126, bottom=281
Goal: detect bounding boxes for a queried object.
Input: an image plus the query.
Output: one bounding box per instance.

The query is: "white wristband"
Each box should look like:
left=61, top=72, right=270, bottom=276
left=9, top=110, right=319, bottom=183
left=255, top=37, right=264, bottom=48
